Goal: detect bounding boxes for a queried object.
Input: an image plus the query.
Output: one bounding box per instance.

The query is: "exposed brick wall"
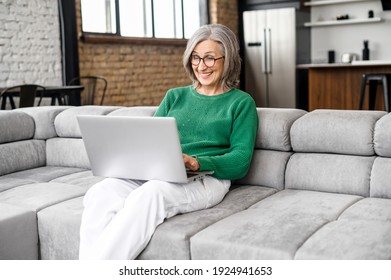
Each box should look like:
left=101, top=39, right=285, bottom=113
left=0, top=0, right=62, bottom=87
left=0, top=0, right=238, bottom=105
left=76, top=0, right=238, bottom=106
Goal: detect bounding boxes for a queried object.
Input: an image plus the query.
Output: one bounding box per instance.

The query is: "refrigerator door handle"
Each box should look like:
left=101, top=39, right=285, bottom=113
left=266, top=28, right=272, bottom=74
left=263, top=28, right=267, bottom=74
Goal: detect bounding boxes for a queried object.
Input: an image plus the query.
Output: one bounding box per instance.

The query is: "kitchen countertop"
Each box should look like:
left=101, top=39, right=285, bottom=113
left=297, top=60, right=391, bottom=69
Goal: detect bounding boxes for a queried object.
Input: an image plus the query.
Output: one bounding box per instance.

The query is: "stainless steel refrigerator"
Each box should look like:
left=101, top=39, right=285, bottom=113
left=243, top=8, right=298, bottom=108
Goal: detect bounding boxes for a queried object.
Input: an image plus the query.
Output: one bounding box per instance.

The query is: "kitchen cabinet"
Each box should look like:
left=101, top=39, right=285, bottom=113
left=299, top=63, right=391, bottom=111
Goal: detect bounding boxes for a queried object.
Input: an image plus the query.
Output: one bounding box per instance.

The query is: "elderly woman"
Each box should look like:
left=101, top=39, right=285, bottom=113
left=79, top=24, right=258, bottom=260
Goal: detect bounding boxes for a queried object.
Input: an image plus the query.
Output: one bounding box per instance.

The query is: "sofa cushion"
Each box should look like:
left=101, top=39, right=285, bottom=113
left=16, top=106, right=71, bottom=139
left=338, top=198, right=391, bottom=222
left=0, top=182, right=86, bottom=212
left=255, top=108, right=306, bottom=151
left=108, top=106, right=157, bottom=117
left=291, top=110, right=386, bottom=156
left=50, top=170, right=104, bottom=191
left=138, top=185, right=277, bottom=260
left=295, top=220, right=391, bottom=259
left=0, top=203, right=38, bottom=260
left=46, top=138, right=90, bottom=169
left=285, top=153, right=375, bottom=196
left=0, top=111, right=34, bottom=144
left=374, top=113, right=391, bottom=157
left=0, top=140, right=46, bottom=176
left=54, top=106, right=121, bottom=138
left=190, top=190, right=361, bottom=259
left=37, top=197, right=84, bottom=260
left=0, top=166, right=87, bottom=185
left=236, top=150, right=292, bottom=190
left=370, top=157, right=391, bottom=198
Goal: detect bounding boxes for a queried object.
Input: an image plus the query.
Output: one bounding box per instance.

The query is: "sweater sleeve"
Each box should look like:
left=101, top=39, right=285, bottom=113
left=196, top=97, right=258, bottom=180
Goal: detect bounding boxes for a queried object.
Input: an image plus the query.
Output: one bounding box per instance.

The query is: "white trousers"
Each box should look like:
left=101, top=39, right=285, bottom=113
left=79, top=176, right=230, bottom=260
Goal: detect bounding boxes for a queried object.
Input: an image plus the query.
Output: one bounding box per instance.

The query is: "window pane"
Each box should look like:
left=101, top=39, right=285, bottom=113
left=174, top=0, right=183, bottom=39
left=81, top=0, right=116, bottom=33
left=153, top=0, right=176, bottom=38
left=119, top=0, right=152, bottom=37
left=183, top=0, right=201, bottom=39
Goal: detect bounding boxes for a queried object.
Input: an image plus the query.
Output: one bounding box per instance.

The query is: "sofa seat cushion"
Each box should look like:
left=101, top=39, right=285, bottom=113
left=190, top=190, right=362, bottom=259
left=138, top=185, right=277, bottom=260
left=50, top=170, right=104, bottom=191
left=0, top=166, right=88, bottom=185
left=338, top=198, right=391, bottom=222
left=295, top=220, right=391, bottom=259
left=295, top=198, right=391, bottom=259
left=37, top=197, right=84, bottom=260
left=0, top=182, right=87, bottom=212
left=0, top=203, right=38, bottom=260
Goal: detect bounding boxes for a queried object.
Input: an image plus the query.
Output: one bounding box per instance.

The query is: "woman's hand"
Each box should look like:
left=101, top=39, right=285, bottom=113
left=183, top=154, right=200, bottom=171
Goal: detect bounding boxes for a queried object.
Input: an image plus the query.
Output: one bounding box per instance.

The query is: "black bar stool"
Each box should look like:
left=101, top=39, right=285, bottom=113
left=359, top=74, right=391, bottom=112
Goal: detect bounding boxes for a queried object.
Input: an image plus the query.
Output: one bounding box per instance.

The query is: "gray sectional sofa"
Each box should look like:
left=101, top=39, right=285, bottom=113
left=0, top=105, right=390, bottom=260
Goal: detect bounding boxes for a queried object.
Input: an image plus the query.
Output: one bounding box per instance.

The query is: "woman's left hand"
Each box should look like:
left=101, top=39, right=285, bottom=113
left=183, top=154, right=200, bottom=171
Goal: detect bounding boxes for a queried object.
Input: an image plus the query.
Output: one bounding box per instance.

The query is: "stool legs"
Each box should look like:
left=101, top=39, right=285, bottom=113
left=359, top=75, right=366, bottom=110
left=383, top=76, right=389, bottom=112
left=359, top=74, right=390, bottom=112
left=368, top=80, right=378, bottom=110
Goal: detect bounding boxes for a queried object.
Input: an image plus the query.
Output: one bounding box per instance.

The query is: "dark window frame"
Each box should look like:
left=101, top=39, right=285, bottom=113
left=80, top=0, right=210, bottom=44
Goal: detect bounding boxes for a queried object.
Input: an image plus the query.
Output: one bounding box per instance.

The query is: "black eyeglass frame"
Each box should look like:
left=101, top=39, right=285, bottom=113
left=190, top=55, right=225, bottom=67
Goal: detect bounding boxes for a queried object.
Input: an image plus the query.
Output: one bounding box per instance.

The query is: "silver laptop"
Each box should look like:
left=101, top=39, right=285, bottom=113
left=77, top=115, right=213, bottom=183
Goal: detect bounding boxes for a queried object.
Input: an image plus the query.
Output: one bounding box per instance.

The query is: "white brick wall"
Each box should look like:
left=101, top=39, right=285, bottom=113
left=0, top=0, right=63, bottom=87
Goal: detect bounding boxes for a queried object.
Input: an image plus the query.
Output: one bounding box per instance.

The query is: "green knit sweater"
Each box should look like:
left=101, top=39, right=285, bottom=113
left=154, top=86, right=258, bottom=180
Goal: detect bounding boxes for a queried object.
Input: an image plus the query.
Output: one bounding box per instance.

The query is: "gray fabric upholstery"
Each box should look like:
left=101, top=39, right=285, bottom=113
left=291, top=110, right=385, bottom=155
left=236, top=150, right=292, bottom=190
left=255, top=108, right=306, bottom=151
left=16, top=106, right=71, bottom=139
left=374, top=112, right=391, bottom=157
left=339, top=198, right=391, bottom=222
left=54, top=106, right=121, bottom=138
left=139, top=186, right=277, bottom=259
left=38, top=197, right=84, bottom=260
left=0, top=140, right=46, bottom=176
left=370, top=157, right=391, bottom=199
left=0, top=203, right=38, bottom=260
left=295, top=220, right=391, bottom=259
left=285, top=153, right=375, bottom=196
left=0, top=182, right=86, bottom=212
left=190, top=190, right=361, bottom=259
left=108, top=106, right=157, bottom=117
left=46, top=138, right=90, bottom=169
left=0, top=111, right=34, bottom=144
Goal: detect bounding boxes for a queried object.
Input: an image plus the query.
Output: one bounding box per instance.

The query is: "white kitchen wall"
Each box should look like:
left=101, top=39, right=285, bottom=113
left=310, top=0, right=391, bottom=63
left=0, top=0, right=62, bottom=87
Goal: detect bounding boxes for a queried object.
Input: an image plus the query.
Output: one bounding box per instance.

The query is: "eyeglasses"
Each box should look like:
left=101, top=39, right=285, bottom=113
left=191, top=55, right=224, bottom=67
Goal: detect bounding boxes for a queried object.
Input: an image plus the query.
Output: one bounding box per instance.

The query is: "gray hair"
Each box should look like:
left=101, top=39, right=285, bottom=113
left=183, top=24, right=241, bottom=90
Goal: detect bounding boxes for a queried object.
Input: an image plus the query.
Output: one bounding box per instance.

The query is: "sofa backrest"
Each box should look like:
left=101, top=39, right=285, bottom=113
left=0, top=111, right=46, bottom=176
left=287, top=109, right=387, bottom=197
left=46, top=106, right=157, bottom=169
left=236, top=108, right=307, bottom=190
left=371, top=113, right=391, bottom=198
